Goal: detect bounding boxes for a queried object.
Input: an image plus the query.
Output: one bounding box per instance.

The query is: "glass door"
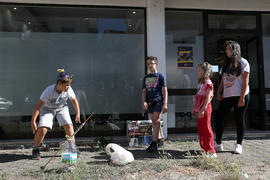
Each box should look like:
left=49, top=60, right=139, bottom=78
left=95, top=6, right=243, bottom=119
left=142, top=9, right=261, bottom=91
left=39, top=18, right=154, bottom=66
left=204, top=11, right=266, bottom=130
left=205, top=33, right=265, bottom=129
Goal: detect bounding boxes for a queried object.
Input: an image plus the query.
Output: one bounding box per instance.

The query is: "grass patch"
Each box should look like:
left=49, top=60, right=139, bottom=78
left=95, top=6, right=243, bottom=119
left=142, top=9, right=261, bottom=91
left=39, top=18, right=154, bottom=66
left=1, top=172, right=9, bottom=180
left=189, top=152, right=245, bottom=180
left=19, top=158, right=172, bottom=180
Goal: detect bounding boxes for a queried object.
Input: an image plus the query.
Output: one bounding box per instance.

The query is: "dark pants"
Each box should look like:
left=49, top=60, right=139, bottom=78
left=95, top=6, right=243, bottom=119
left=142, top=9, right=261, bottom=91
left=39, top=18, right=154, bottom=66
left=215, top=94, right=250, bottom=145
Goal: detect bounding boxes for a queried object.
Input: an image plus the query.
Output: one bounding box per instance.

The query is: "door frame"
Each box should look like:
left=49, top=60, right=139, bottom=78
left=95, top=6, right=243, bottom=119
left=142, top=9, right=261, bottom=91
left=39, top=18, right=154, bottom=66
left=246, top=36, right=266, bottom=129
left=203, top=10, right=267, bottom=129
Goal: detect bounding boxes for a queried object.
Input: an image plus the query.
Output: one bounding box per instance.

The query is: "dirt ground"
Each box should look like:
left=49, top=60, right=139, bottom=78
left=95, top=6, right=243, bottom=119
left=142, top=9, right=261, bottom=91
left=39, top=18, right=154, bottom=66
left=1, top=139, right=270, bottom=180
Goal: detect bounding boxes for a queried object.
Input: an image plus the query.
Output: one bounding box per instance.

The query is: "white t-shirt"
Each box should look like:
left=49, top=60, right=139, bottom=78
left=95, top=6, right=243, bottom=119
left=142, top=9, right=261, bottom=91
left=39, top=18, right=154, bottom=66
left=222, top=58, right=250, bottom=98
left=40, top=84, right=76, bottom=109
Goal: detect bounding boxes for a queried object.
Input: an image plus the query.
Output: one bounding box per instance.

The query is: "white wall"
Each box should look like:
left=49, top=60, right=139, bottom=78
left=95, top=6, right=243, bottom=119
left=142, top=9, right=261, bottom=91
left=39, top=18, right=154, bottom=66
left=1, top=0, right=270, bottom=11
left=0, top=0, right=147, bottom=7
left=165, top=0, right=270, bottom=11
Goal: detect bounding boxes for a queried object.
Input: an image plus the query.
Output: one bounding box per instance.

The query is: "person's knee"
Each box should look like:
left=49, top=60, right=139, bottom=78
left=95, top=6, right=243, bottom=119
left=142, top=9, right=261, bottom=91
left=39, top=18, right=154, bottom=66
left=37, top=127, right=48, bottom=136
left=63, top=124, right=74, bottom=134
left=152, top=119, right=160, bottom=125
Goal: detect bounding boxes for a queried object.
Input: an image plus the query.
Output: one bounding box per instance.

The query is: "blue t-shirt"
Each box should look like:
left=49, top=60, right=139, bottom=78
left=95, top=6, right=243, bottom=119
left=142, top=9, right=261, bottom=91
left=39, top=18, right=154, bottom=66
left=142, top=72, right=166, bottom=102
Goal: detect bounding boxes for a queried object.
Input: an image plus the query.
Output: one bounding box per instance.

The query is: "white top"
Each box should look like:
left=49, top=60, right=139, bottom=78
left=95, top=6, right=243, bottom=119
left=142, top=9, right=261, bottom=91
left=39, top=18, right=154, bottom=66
left=40, top=84, right=76, bottom=109
left=222, top=58, right=250, bottom=98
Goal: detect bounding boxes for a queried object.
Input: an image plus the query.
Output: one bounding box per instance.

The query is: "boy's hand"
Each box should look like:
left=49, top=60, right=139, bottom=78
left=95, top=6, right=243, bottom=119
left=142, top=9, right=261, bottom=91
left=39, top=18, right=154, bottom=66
left=31, top=122, right=37, bottom=134
left=75, top=114, right=81, bottom=123
left=162, top=104, right=168, bottom=114
left=142, top=102, right=148, bottom=110
left=198, top=111, right=204, bottom=119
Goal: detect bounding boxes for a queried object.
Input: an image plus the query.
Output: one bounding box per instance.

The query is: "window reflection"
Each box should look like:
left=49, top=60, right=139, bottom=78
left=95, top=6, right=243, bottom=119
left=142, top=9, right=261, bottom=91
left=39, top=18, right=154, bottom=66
left=208, top=14, right=256, bottom=30
left=165, top=11, right=203, bottom=129
left=0, top=5, right=145, bottom=139
left=165, top=11, right=203, bottom=89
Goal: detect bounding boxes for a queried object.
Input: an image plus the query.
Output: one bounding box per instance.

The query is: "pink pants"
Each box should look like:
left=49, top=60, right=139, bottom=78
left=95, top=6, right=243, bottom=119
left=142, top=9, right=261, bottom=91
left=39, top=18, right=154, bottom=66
left=197, top=104, right=216, bottom=154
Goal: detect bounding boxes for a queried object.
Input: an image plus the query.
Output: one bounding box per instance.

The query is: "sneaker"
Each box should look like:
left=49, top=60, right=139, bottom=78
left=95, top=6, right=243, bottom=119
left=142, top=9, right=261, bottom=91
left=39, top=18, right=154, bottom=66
left=32, top=147, right=41, bottom=160
left=157, top=139, right=164, bottom=147
left=146, top=141, right=154, bottom=151
left=206, top=153, right=217, bottom=158
left=146, top=141, right=158, bottom=153
left=214, top=142, right=224, bottom=152
left=234, top=144, right=242, bottom=154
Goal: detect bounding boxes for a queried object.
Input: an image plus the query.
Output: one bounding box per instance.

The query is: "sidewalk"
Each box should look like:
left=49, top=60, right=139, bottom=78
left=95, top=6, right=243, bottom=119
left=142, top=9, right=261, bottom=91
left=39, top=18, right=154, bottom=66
left=1, top=138, right=270, bottom=179
left=1, top=130, right=270, bottom=149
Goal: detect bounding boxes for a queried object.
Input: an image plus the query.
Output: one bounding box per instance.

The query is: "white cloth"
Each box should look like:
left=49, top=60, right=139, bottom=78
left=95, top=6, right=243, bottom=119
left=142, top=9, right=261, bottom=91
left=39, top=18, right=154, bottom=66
left=40, top=84, right=76, bottom=109
left=222, top=58, right=250, bottom=98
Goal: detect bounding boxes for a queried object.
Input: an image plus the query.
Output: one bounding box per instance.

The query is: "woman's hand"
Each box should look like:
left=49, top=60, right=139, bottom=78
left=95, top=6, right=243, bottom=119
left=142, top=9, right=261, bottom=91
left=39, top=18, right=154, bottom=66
left=217, top=92, right=223, bottom=101
left=238, top=97, right=245, bottom=107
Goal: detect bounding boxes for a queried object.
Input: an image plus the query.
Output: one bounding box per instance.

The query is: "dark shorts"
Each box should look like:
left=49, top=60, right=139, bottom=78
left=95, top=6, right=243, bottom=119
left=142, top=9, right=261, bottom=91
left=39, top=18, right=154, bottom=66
left=147, top=101, right=163, bottom=114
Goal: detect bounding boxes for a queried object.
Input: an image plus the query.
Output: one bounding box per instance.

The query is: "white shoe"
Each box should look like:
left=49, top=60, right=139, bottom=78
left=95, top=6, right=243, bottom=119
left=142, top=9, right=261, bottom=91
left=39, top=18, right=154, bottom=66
left=234, top=144, right=242, bottom=154
left=206, top=153, right=217, bottom=158
left=214, top=142, right=223, bottom=152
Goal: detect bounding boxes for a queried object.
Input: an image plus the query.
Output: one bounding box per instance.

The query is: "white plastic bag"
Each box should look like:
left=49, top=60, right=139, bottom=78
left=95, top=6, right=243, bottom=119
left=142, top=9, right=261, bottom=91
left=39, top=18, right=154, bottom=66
left=105, top=143, right=134, bottom=165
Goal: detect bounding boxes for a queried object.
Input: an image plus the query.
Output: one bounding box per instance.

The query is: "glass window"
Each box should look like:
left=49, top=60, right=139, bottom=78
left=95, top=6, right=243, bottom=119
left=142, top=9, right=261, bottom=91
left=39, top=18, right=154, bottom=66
left=167, top=96, right=197, bottom=128
left=262, top=14, right=270, bottom=88
left=165, top=11, right=204, bottom=89
left=0, top=5, right=146, bottom=139
left=165, top=11, right=204, bottom=129
left=208, top=14, right=256, bottom=30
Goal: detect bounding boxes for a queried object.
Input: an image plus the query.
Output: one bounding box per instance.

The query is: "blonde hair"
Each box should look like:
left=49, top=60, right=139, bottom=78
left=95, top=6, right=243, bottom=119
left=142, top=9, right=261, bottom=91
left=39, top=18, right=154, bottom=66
left=197, top=62, right=212, bottom=84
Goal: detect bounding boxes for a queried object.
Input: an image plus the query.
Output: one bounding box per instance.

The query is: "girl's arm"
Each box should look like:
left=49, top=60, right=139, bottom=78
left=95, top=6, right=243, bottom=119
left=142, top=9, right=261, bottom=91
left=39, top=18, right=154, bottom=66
left=162, top=86, right=168, bottom=113
left=238, top=72, right=249, bottom=107
left=198, top=87, right=212, bottom=118
left=71, top=98, right=81, bottom=123
left=31, top=99, right=45, bottom=134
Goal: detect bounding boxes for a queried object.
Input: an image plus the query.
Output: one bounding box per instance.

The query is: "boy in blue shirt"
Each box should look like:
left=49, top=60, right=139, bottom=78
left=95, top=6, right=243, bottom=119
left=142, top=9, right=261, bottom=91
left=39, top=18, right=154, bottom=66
left=142, top=56, right=168, bottom=152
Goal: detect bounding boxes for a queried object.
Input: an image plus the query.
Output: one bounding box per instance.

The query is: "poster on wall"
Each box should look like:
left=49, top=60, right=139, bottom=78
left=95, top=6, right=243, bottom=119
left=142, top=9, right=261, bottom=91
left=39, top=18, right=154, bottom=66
left=177, top=47, right=193, bottom=69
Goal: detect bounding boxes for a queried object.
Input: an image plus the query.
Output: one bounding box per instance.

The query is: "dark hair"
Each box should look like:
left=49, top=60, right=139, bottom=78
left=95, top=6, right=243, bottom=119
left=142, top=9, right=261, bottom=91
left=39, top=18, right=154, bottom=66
left=146, top=56, right=158, bottom=64
left=222, top=40, right=242, bottom=76
left=56, top=69, right=73, bottom=84
left=198, top=62, right=212, bottom=84
left=57, top=77, right=72, bottom=84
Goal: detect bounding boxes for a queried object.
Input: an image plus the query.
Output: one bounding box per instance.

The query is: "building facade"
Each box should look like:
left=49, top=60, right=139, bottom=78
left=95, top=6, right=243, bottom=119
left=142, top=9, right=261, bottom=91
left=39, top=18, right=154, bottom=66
left=0, top=0, right=269, bottom=139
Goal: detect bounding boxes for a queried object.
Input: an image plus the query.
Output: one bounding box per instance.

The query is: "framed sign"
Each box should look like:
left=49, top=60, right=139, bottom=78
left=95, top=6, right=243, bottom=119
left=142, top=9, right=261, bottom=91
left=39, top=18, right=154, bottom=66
left=178, top=47, right=193, bottom=69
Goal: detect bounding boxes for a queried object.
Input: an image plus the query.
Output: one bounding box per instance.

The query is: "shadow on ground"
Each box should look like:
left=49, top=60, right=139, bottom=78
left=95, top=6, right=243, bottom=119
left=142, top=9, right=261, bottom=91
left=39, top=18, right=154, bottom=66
left=216, top=150, right=235, bottom=154
left=0, top=154, right=32, bottom=163
left=89, top=149, right=204, bottom=162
